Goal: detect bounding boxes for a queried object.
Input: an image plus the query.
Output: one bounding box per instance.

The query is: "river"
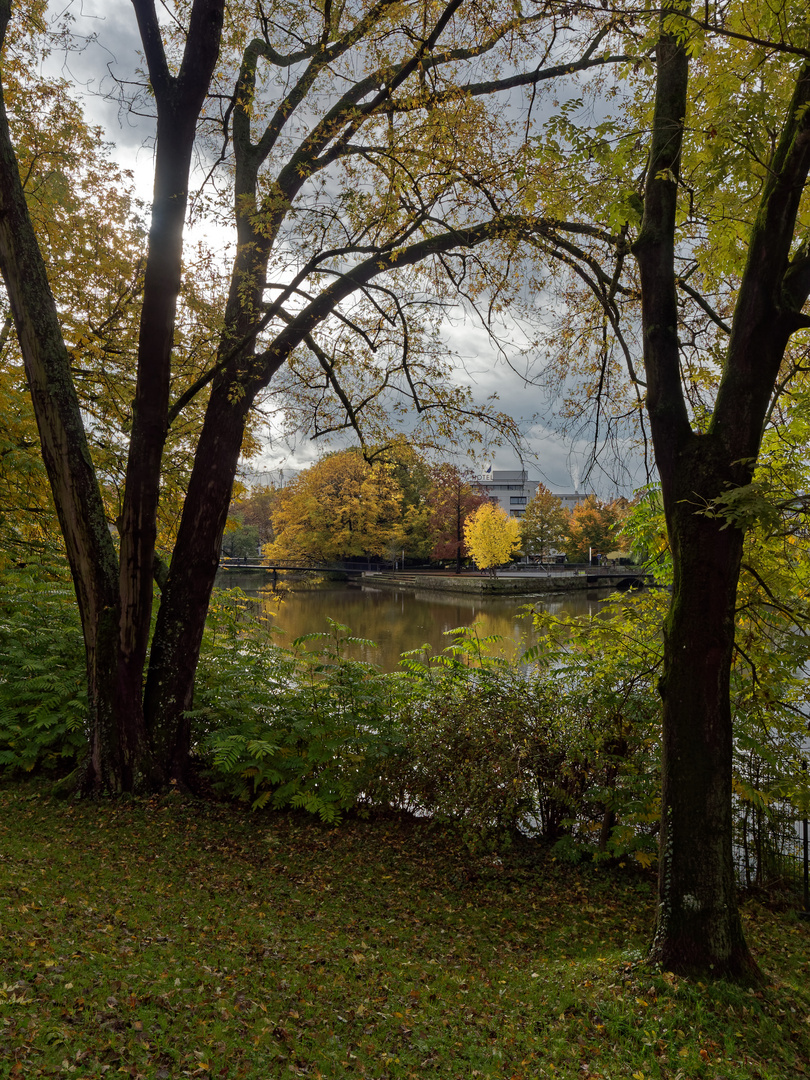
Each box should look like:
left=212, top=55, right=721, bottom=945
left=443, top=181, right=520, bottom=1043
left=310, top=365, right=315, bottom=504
left=215, top=571, right=617, bottom=671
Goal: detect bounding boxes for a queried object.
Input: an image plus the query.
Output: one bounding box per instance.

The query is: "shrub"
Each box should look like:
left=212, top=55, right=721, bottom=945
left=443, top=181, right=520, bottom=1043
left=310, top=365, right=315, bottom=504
left=0, top=566, right=88, bottom=773
left=375, top=663, right=564, bottom=850
left=372, top=624, right=661, bottom=858
left=526, top=594, right=664, bottom=864
left=196, top=611, right=662, bottom=861
left=194, top=600, right=401, bottom=822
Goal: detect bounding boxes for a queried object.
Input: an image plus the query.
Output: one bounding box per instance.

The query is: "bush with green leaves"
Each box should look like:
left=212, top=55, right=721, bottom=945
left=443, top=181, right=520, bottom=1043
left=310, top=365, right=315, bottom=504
left=373, top=623, right=662, bottom=858
left=189, top=602, right=666, bottom=856
left=193, top=597, right=402, bottom=822
left=365, top=630, right=543, bottom=848
left=522, top=592, right=665, bottom=865
left=376, top=665, right=565, bottom=851
left=0, top=565, right=88, bottom=773
left=0, top=570, right=663, bottom=866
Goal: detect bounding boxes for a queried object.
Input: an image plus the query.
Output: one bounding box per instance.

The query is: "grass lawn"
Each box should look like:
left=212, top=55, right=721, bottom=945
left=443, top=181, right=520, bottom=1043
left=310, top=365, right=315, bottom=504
left=1, top=780, right=809, bottom=1079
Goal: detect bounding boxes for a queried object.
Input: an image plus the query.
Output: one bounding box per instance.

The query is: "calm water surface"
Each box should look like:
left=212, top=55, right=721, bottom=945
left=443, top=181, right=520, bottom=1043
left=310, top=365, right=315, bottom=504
left=216, top=571, right=615, bottom=671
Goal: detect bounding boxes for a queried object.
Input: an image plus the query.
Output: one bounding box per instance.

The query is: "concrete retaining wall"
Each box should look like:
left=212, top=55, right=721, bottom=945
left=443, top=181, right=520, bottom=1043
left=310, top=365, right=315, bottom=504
left=362, top=572, right=627, bottom=596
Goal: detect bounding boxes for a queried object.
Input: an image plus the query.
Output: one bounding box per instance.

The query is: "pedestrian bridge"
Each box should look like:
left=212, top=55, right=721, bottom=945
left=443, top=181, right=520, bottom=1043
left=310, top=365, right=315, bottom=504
left=218, top=560, right=374, bottom=575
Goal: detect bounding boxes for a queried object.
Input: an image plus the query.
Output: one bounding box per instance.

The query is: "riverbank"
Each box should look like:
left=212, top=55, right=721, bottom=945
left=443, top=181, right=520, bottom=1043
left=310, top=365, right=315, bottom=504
left=364, top=568, right=652, bottom=595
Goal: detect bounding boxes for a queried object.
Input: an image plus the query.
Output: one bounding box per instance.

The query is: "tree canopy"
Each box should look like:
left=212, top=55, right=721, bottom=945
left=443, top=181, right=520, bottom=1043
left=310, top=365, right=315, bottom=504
left=463, top=502, right=521, bottom=576
left=521, top=483, right=569, bottom=562
left=564, top=495, right=628, bottom=563
left=264, top=451, right=403, bottom=564
left=0, top=0, right=628, bottom=796
left=425, top=463, right=487, bottom=571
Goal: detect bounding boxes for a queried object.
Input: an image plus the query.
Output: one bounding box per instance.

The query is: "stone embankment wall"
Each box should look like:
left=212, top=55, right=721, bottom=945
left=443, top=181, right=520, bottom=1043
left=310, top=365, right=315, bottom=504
left=365, top=571, right=649, bottom=596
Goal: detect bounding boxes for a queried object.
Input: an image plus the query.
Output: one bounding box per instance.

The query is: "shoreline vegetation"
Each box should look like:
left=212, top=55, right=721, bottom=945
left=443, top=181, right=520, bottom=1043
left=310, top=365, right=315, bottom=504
left=1, top=780, right=809, bottom=1079
left=1, top=573, right=803, bottom=881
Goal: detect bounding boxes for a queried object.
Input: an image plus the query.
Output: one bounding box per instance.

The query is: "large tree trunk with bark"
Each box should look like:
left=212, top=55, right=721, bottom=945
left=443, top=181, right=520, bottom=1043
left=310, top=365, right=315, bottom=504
left=0, top=2, right=156, bottom=792
left=650, top=444, right=758, bottom=979
left=0, top=0, right=225, bottom=793
left=109, top=0, right=225, bottom=790
left=143, top=372, right=265, bottom=779
left=633, top=4, right=810, bottom=978
left=632, top=14, right=763, bottom=979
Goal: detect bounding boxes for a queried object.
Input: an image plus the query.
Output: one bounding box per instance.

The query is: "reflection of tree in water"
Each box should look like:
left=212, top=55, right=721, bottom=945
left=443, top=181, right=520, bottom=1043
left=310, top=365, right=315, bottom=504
left=216, top=577, right=616, bottom=672
left=467, top=610, right=532, bottom=662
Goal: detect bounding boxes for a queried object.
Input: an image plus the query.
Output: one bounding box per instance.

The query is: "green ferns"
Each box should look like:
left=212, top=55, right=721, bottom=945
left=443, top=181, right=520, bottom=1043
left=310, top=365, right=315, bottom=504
left=3, top=570, right=806, bottom=879
left=0, top=567, right=88, bottom=772
left=193, top=603, right=401, bottom=822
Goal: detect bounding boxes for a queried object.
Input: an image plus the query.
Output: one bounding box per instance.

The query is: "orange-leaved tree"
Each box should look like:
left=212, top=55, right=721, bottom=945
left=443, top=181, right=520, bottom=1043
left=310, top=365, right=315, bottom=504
left=565, top=495, right=628, bottom=562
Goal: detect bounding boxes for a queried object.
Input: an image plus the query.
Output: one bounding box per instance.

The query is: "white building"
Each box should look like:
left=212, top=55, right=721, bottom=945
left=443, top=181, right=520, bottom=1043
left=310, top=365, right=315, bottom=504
left=474, top=468, right=588, bottom=518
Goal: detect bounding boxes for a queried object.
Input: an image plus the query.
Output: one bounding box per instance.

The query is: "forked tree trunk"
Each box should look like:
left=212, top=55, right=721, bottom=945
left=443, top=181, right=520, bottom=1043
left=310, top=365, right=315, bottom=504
left=634, top=5, right=810, bottom=978
left=0, top=6, right=155, bottom=792
left=0, top=0, right=225, bottom=794
left=143, top=375, right=260, bottom=779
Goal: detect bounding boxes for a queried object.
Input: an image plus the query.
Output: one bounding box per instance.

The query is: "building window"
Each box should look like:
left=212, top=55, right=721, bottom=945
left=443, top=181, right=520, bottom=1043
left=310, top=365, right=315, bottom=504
left=510, top=509, right=525, bottom=517
left=510, top=496, right=527, bottom=505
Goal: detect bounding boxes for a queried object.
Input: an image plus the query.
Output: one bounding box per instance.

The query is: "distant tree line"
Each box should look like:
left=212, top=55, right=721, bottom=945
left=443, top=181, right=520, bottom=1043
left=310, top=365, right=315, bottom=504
left=225, top=447, right=633, bottom=570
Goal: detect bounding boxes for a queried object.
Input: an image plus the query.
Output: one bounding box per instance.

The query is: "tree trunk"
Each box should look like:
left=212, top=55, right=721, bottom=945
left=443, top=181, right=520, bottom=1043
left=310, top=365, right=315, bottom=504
left=110, top=0, right=225, bottom=788
left=143, top=367, right=266, bottom=779
left=0, top=0, right=226, bottom=793
left=0, top=8, right=156, bottom=792
left=649, top=443, right=759, bottom=979
left=632, top=27, right=810, bottom=976
left=631, top=7, right=751, bottom=979
left=144, top=417, right=247, bottom=776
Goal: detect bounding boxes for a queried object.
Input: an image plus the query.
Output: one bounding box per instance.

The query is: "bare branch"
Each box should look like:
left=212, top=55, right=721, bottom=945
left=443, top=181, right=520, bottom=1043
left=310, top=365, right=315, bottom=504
left=677, top=278, right=731, bottom=335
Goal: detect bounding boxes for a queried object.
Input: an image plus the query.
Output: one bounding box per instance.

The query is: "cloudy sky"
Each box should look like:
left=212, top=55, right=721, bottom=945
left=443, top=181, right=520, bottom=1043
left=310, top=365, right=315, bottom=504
left=44, top=1, right=643, bottom=496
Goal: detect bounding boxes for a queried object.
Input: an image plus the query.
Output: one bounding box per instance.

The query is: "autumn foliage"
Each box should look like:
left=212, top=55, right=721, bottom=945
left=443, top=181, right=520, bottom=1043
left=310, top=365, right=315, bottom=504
left=565, top=495, right=631, bottom=563
left=520, top=484, right=569, bottom=562
left=463, top=502, right=522, bottom=577
left=264, top=452, right=403, bottom=564
left=425, top=464, right=487, bottom=571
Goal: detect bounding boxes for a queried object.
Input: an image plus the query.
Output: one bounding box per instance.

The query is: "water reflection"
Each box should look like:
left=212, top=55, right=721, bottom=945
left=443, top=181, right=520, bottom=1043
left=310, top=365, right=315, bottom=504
left=216, top=572, right=613, bottom=672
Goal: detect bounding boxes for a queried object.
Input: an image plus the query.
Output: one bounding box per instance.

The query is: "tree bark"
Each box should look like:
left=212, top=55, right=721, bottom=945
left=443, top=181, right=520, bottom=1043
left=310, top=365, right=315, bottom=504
left=633, top=4, right=810, bottom=978
left=0, top=0, right=224, bottom=792
left=143, top=370, right=267, bottom=778
left=650, top=442, right=759, bottom=979
left=113, top=0, right=225, bottom=785
left=0, top=3, right=155, bottom=792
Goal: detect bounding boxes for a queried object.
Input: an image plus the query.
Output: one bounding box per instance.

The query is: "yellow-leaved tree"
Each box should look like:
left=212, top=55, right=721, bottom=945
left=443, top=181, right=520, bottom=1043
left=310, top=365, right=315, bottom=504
left=264, top=451, right=403, bottom=565
left=463, top=503, right=521, bottom=578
